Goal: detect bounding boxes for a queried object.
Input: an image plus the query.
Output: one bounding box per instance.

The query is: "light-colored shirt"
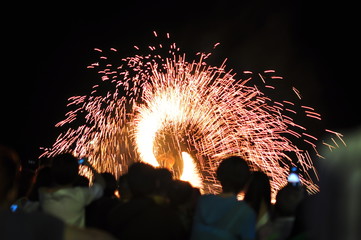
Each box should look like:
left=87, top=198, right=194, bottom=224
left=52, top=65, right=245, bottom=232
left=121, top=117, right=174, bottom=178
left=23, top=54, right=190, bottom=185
left=39, top=183, right=103, bottom=227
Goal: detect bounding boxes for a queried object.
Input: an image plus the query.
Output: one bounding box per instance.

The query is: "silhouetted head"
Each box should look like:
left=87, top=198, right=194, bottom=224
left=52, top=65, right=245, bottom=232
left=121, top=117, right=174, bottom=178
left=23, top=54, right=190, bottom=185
left=275, top=184, right=304, bottom=217
left=50, top=153, right=79, bottom=186
left=127, top=162, right=156, bottom=198
left=117, top=173, right=132, bottom=202
left=154, top=167, right=173, bottom=195
left=216, top=156, right=251, bottom=195
left=168, top=179, right=193, bottom=206
left=101, top=172, right=117, bottom=197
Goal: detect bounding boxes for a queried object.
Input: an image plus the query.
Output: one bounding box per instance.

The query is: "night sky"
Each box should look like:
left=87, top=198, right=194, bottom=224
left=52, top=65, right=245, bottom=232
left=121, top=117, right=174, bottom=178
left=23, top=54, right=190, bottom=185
left=2, top=1, right=359, bottom=165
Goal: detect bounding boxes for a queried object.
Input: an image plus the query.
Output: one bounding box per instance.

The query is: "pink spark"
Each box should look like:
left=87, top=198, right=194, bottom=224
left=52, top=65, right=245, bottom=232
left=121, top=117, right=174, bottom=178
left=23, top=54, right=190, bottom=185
left=292, top=87, right=302, bottom=99
left=271, top=76, right=283, bottom=80
left=213, top=42, right=220, bottom=48
left=302, top=133, right=318, bottom=141
left=283, top=100, right=295, bottom=105
left=285, top=108, right=297, bottom=114
left=265, top=85, right=275, bottom=89
left=301, top=105, right=315, bottom=111
left=306, top=114, right=322, bottom=121
left=258, top=73, right=266, bottom=83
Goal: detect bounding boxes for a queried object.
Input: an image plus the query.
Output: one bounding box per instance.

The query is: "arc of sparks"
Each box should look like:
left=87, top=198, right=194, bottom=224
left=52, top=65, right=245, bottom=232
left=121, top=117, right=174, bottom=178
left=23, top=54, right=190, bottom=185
left=42, top=33, right=344, bottom=198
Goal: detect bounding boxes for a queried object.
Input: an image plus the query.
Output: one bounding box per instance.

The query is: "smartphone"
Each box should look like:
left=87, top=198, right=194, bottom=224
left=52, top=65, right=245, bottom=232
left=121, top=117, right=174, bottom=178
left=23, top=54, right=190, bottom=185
left=287, top=166, right=301, bottom=187
left=78, top=158, right=86, bottom=165
left=10, top=204, right=18, bottom=212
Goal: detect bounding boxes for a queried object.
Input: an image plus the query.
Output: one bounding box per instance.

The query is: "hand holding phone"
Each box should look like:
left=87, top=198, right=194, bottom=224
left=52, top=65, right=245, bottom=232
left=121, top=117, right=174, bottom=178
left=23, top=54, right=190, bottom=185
left=78, top=157, right=87, bottom=165
left=287, top=166, right=301, bottom=187
left=10, top=204, right=18, bottom=212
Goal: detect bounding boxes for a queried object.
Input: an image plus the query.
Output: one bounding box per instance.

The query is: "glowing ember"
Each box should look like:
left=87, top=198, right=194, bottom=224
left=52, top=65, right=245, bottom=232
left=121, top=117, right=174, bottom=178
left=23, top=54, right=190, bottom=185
left=41, top=32, right=344, bottom=198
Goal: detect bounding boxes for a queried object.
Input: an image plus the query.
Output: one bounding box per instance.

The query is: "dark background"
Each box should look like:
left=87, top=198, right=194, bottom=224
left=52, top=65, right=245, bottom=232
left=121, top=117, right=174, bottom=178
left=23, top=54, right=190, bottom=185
left=1, top=1, right=359, bottom=166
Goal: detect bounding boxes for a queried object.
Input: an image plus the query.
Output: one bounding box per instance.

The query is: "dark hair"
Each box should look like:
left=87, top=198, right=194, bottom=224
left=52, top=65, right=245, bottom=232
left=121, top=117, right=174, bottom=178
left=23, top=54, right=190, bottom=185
left=127, top=162, right=156, bottom=198
left=117, top=173, right=132, bottom=201
left=168, top=179, right=193, bottom=206
left=0, top=145, right=21, bottom=200
left=154, top=167, right=173, bottom=195
left=216, top=156, right=250, bottom=194
left=51, top=153, right=79, bottom=186
left=244, top=171, right=272, bottom=215
left=275, top=184, right=304, bottom=217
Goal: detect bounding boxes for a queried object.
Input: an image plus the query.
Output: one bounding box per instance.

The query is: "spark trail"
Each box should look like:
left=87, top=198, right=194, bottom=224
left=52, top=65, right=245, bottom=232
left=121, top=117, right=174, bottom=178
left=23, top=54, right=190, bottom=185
left=41, top=32, right=344, bottom=197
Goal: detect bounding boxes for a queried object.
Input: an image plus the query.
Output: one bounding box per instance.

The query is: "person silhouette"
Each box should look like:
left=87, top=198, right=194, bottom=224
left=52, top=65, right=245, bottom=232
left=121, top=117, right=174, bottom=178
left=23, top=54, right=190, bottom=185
left=107, top=161, right=186, bottom=240
left=244, top=170, right=272, bottom=230
left=38, top=153, right=106, bottom=227
left=190, top=156, right=256, bottom=240
left=86, top=172, right=120, bottom=230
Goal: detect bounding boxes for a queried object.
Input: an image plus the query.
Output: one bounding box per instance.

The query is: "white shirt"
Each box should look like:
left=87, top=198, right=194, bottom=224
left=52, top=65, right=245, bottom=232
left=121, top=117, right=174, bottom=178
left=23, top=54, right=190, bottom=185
left=39, top=183, right=103, bottom=227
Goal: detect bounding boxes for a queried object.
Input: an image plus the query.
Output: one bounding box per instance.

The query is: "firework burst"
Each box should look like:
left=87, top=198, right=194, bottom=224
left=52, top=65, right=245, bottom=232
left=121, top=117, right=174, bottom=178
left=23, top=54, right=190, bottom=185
left=41, top=32, right=344, bottom=197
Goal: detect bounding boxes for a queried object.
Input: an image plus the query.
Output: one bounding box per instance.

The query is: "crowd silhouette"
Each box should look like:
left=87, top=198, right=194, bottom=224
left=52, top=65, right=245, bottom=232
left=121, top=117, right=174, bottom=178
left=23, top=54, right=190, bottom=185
left=1, top=124, right=360, bottom=240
